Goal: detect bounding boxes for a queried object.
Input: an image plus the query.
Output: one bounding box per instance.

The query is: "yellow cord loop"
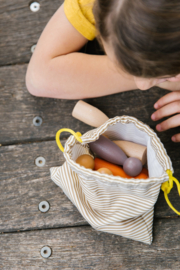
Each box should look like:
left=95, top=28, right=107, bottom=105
left=56, top=128, right=82, bottom=152
left=161, top=169, right=180, bottom=215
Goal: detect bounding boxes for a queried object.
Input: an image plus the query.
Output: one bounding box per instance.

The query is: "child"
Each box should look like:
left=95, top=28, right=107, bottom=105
left=26, top=0, right=180, bottom=142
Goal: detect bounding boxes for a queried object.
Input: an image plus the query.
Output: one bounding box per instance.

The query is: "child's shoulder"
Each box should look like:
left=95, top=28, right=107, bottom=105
left=64, top=0, right=96, bottom=40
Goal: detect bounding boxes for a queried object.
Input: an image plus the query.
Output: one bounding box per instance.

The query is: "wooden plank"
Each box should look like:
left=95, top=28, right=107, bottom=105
left=0, top=64, right=78, bottom=144
left=0, top=140, right=86, bottom=233
left=1, top=140, right=180, bottom=233
left=0, top=0, right=104, bottom=66
left=1, top=64, right=180, bottom=147
left=0, top=0, right=63, bottom=66
left=0, top=219, right=180, bottom=269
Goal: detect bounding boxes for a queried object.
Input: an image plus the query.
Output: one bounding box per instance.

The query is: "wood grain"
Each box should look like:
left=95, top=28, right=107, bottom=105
left=0, top=140, right=180, bottom=233
left=1, top=0, right=180, bottom=267
left=0, top=0, right=104, bottom=66
left=0, top=140, right=86, bottom=233
left=0, top=219, right=180, bottom=269
left=1, top=64, right=180, bottom=148
left=0, top=0, right=63, bottom=66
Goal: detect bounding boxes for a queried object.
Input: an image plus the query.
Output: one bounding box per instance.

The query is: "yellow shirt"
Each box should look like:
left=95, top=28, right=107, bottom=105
left=64, top=0, right=96, bottom=40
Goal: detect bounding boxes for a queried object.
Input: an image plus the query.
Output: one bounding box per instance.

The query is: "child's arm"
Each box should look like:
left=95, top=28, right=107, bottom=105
left=25, top=3, right=136, bottom=99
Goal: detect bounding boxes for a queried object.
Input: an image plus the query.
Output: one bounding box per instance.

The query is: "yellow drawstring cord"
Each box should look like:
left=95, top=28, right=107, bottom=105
left=56, top=128, right=82, bottom=153
left=56, top=129, right=180, bottom=215
left=161, top=169, right=180, bottom=215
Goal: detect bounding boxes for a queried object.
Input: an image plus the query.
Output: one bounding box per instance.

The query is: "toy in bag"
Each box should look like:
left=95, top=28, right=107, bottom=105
left=50, top=105, right=180, bottom=245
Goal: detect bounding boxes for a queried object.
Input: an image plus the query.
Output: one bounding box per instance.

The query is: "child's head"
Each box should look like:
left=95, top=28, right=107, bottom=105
left=93, top=0, right=180, bottom=90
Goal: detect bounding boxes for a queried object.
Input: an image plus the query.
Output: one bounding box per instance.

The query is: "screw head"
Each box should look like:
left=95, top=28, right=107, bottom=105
left=40, top=246, right=51, bottom=258
left=39, top=201, right=50, bottom=213
left=31, top=45, right=36, bottom=53
left=30, top=2, right=40, bottom=12
left=35, top=157, right=46, bottom=167
left=33, top=116, right=42, bottom=126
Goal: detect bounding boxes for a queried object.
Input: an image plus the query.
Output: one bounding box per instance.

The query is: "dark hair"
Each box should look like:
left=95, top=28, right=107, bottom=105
left=93, top=0, right=180, bottom=78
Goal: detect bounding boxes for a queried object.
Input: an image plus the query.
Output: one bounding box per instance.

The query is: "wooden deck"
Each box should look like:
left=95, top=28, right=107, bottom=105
left=1, top=1, right=180, bottom=269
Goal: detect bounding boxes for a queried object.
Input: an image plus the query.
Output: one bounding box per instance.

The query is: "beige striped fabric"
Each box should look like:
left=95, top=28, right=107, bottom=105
left=50, top=116, right=173, bottom=244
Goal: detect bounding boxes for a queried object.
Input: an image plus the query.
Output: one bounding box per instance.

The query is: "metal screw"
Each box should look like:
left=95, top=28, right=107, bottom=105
left=33, top=116, right=42, bottom=126
left=35, top=157, right=46, bottom=167
left=39, top=201, right=50, bottom=213
left=30, top=2, right=40, bottom=12
left=31, top=45, right=36, bottom=53
left=40, top=246, right=51, bottom=258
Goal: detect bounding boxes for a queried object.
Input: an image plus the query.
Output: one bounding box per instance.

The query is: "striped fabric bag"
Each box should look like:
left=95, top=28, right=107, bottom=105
left=50, top=116, right=180, bottom=245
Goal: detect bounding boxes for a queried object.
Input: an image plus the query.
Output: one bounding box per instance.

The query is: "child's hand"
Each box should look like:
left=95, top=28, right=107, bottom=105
left=151, top=91, right=180, bottom=142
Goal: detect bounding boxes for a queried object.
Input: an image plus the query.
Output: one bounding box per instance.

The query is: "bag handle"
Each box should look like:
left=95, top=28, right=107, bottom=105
left=56, top=128, right=82, bottom=152
left=161, top=170, right=180, bottom=215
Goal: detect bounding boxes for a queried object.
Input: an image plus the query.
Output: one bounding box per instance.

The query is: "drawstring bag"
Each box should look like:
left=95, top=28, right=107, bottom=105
left=50, top=116, right=180, bottom=245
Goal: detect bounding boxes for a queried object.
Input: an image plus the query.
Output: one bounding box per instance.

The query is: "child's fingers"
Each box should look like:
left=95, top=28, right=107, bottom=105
left=151, top=101, right=180, bottom=121
left=172, top=133, right=180, bottom=142
left=155, top=114, right=180, bottom=132
left=154, top=91, right=180, bottom=109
